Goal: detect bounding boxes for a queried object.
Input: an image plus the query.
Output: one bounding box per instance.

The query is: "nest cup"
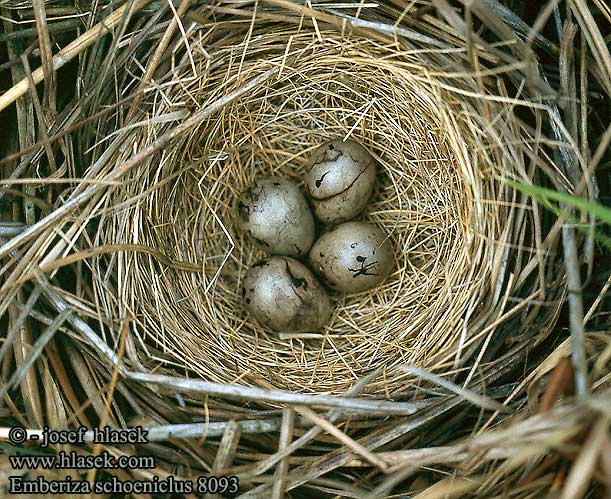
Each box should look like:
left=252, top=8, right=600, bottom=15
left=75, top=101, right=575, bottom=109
left=92, top=18, right=564, bottom=395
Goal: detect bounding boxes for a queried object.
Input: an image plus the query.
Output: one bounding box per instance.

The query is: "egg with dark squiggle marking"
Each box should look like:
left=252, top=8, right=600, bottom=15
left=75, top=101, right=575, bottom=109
left=304, top=139, right=376, bottom=225
left=242, top=256, right=332, bottom=332
left=309, top=221, right=393, bottom=293
left=237, top=176, right=315, bottom=256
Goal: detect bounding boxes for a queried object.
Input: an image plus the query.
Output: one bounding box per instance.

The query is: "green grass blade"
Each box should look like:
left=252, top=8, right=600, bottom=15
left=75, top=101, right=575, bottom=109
left=506, top=179, right=611, bottom=225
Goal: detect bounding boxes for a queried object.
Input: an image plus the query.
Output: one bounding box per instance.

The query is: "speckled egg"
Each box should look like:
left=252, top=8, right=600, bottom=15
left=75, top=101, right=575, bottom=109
left=309, top=221, right=393, bottom=293
left=242, top=256, right=332, bottom=333
left=304, top=139, right=376, bottom=225
left=237, top=176, right=315, bottom=257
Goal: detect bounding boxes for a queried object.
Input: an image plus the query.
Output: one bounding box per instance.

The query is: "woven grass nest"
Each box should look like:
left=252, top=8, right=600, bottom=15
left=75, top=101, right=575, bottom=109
left=92, top=20, right=565, bottom=397
left=2, top=0, right=610, bottom=497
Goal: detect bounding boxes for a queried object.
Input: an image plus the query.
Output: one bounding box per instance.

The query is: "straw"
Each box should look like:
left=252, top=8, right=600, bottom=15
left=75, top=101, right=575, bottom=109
left=1, top=0, right=609, bottom=497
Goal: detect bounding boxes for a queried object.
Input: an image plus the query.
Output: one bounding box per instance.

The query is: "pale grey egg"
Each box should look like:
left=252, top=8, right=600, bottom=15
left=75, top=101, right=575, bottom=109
left=304, top=139, right=376, bottom=225
left=237, top=176, right=315, bottom=256
left=242, top=256, right=332, bottom=332
left=309, top=221, right=393, bottom=293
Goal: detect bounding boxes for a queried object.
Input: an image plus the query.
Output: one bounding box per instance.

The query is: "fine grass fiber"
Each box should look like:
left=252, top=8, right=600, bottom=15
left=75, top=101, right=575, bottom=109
left=92, top=26, right=563, bottom=396
left=1, top=0, right=610, bottom=497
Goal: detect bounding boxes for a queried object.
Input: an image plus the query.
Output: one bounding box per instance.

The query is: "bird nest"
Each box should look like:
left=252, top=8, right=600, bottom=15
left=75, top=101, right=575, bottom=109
left=4, top=0, right=611, bottom=496
left=91, top=23, right=564, bottom=395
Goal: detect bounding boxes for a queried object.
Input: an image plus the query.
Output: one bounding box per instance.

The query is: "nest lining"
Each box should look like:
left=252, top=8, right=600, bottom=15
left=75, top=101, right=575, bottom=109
left=92, top=29, right=546, bottom=395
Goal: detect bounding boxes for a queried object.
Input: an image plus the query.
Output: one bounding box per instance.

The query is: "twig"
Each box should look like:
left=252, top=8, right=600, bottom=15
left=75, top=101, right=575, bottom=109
left=271, top=408, right=294, bottom=499
left=127, top=371, right=426, bottom=415
left=0, top=419, right=281, bottom=444
left=295, top=405, right=389, bottom=472
left=245, top=351, right=523, bottom=496
left=329, top=10, right=447, bottom=47
left=240, top=370, right=380, bottom=483
left=397, top=365, right=512, bottom=414
left=562, top=220, right=589, bottom=398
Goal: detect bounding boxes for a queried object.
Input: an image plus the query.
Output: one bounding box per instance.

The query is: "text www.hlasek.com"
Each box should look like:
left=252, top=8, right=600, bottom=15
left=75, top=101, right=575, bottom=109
left=10, top=451, right=155, bottom=470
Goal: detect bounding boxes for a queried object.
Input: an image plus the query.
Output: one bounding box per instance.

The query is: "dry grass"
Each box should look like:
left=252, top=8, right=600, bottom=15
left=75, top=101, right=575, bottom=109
left=88, top=29, right=563, bottom=395
left=0, top=0, right=610, bottom=497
